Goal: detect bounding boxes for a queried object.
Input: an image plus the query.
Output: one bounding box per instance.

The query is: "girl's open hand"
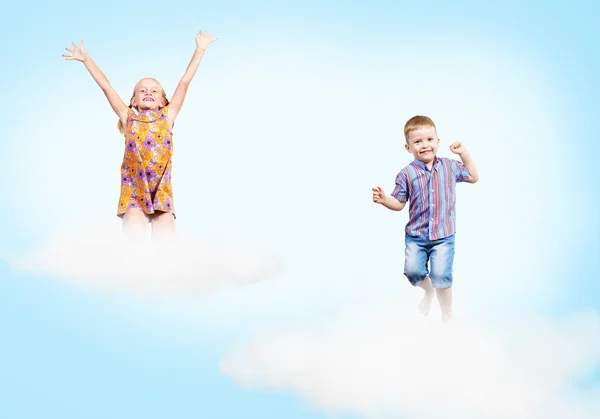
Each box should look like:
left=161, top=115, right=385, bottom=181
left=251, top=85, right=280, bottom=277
left=62, top=40, right=87, bottom=62
left=196, top=30, right=218, bottom=50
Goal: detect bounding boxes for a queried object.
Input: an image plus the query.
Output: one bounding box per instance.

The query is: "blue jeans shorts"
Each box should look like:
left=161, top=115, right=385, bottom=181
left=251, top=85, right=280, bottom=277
left=404, top=234, right=455, bottom=289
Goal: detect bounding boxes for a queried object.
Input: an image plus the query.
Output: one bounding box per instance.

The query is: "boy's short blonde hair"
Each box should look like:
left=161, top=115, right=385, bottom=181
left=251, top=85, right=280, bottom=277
left=404, top=115, right=437, bottom=142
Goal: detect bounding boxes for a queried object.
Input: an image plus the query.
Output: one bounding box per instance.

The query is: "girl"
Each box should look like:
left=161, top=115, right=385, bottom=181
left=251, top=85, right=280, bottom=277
left=63, top=31, right=217, bottom=239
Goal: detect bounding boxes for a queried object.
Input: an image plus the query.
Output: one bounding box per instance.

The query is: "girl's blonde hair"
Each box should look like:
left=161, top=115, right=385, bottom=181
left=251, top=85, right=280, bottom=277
left=117, top=78, right=170, bottom=134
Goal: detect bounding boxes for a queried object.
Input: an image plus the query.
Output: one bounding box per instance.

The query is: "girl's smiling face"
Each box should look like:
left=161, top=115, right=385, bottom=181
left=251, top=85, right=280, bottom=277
left=131, top=78, right=167, bottom=110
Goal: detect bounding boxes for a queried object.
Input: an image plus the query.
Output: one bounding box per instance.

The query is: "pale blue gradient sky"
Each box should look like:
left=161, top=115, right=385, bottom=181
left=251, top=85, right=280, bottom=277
left=1, top=1, right=599, bottom=418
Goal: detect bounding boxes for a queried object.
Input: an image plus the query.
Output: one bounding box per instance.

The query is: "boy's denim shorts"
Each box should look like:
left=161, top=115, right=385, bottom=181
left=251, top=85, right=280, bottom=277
left=404, top=234, right=455, bottom=289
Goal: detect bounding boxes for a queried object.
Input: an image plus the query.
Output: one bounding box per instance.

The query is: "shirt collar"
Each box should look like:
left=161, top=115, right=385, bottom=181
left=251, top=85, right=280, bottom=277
left=412, top=157, right=439, bottom=172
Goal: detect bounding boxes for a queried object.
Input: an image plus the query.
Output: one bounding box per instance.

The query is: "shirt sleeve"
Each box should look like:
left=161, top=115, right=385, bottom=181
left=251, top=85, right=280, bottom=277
left=391, top=171, right=409, bottom=202
left=452, top=159, right=470, bottom=183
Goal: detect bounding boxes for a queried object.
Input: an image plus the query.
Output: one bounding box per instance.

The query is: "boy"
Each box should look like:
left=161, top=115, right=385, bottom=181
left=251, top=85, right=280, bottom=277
left=372, top=115, right=478, bottom=322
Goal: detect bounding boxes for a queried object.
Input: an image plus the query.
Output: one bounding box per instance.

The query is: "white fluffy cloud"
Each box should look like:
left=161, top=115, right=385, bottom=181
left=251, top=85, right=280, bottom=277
left=3, top=220, right=282, bottom=299
left=221, top=297, right=600, bottom=419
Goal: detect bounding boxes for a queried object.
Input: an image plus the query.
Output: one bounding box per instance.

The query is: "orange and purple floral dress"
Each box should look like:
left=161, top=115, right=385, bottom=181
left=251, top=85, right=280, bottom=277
left=117, top=106, right=175, bottom=218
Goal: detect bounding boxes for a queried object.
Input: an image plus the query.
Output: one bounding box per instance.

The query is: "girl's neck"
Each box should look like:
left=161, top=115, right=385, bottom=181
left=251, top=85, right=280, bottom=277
left=138, top=107, right=161, bottom=113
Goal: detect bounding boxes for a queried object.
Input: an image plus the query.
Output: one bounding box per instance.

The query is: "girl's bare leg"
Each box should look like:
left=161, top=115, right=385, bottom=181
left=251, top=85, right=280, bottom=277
left=151, top=212, right=176, bottom=242
left=418, top=276, right=435, bottom=316
left=122, top=208, right=150, bottom=241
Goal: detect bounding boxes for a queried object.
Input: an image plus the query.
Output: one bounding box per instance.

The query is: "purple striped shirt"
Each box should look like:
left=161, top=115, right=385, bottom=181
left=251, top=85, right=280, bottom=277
left=391, top=157, right=469, bottom=240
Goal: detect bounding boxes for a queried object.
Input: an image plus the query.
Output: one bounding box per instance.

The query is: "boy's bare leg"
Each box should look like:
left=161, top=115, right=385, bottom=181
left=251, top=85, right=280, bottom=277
left=418, top=276, right=435, bottom=316
left=436, top=286, right=453, bottom=322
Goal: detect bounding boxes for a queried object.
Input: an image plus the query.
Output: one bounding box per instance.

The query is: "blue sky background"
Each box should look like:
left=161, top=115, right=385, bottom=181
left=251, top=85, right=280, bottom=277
left=1, top=1, right=599, bottom=418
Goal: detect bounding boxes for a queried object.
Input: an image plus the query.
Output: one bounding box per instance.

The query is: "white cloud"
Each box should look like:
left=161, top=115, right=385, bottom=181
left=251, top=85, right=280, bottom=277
left=221, top=297, right=600, bottom=419
left=3, top=220, right=282, bottom=299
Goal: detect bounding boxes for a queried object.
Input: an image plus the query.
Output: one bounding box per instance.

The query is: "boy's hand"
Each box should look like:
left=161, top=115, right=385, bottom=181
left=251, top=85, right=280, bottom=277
left=62, top=40, right=87, bottom=62
left=196, top=30, right=218, bottom=50
left=372, top=186, right=387, bottom=204
left=450, top=141, right=468, bottom=155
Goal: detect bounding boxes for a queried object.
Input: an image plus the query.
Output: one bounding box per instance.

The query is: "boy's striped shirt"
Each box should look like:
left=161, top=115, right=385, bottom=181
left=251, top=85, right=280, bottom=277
left=391, top=157, right=469, bottom=240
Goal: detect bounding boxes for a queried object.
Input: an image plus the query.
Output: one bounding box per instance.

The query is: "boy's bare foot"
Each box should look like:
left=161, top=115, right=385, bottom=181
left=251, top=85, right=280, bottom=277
left=419, top=290, right=435, bottom=316
left=436, top=287, right=453, bottom=323
left=417, top=276, right=435, bottom=316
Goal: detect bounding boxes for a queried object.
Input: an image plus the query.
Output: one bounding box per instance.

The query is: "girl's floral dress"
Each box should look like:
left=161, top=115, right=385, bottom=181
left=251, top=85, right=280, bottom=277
left=117, top=106, right=175, bottom=218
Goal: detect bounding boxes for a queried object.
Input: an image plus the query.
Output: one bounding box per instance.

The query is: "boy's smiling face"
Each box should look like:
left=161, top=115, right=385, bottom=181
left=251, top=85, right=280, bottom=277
left=405, top=126, right=440, bottom=165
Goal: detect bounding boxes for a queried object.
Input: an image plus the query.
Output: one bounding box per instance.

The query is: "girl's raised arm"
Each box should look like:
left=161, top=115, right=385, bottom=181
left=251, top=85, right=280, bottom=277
left=168, top=30, right=218, bottom=125
left=63, top=41, right=129, bottom=123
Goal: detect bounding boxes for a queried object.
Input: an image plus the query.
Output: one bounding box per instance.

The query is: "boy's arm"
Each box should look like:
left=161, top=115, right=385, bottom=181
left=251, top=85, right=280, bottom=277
left=63, top=41, right=129, bottom=121
left=168, top=30, right=218, bottom=124
left=459, top=151, right=479, bottom=183
left=450, top=142, right=479, bottom=183
left=372, top=186, right=407, bottom=211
